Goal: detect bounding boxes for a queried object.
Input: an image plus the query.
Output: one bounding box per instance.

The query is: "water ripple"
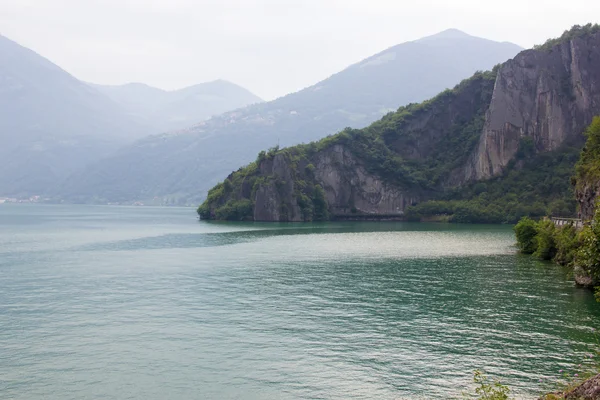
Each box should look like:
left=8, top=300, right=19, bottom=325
left=0, top=205, right=599, bottom=399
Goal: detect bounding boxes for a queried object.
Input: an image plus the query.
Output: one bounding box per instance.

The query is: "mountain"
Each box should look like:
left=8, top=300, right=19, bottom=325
left=0, top=34, right=151, bottom=196
left=90, top=80, right=263, bottom=132
left=198, top=24, right=600, bottom=223
left=58, top=29, right=522, bottom=205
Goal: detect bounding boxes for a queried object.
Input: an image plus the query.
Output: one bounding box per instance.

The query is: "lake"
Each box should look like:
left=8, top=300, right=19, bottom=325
left=1, top=204, right=599, bottom=399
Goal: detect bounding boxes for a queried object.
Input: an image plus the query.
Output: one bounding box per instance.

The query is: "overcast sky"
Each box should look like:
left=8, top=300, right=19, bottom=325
left=1, top=0, right=598, bottom=100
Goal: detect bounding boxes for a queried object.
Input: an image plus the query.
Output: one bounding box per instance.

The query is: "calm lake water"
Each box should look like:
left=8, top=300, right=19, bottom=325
left=1, top=205, right=599, bottom=399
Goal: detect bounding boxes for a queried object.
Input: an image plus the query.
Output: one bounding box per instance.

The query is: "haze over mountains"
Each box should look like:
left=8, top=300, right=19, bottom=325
left=0, top=34, right=261, bottom=197
left=91, top=80, right=262, bottom=133
left=58, top=29, right=522, bottom=205
left=0, top=34, right=147, bottom=196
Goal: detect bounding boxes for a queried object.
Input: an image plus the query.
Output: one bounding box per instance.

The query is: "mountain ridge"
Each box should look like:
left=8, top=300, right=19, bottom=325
left=0, top=33, right=151, bottom=196
left=90, top=79, right=263, bottom=133
left=198, top=24, right=600, bottom=222
left=58, top=29, right=523, bottom=205
left=0, top=33, right=262, bottom=197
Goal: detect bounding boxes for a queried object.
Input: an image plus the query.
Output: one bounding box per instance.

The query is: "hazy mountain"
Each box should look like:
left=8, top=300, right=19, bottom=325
left=59, top=29, right=523, bottom=205
left=91, top=80, right=263, bottom=132
left=0, top=33, right=261, bottom=198
left=0, top=34, right=151, bottom=196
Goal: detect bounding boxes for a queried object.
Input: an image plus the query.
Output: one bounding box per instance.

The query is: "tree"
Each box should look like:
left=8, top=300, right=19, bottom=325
left=533, top=220, right=557, bottom=260
left=514, top=217, right=538, bottom=254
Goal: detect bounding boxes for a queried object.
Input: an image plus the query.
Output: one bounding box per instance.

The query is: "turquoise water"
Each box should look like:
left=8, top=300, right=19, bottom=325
left=1, top=205, right=599, bottom=399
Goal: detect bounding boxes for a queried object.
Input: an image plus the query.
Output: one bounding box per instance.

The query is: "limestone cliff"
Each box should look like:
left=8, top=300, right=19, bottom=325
left=576, top=181, right=600, bottom=221
left=199, top=71, right=494, bottom=221
left=464, top=31, right=600, bottom=182
left=199, top=27, right=600, bottom=222
left=251, top=145, right=420, bottom=221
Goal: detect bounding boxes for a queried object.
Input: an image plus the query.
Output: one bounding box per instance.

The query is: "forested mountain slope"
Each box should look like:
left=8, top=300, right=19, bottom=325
left=199, top=25, right=600, bottom=222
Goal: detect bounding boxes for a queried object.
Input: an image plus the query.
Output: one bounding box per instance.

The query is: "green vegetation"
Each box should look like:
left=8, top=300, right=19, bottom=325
left=198, top=28, right=597, bottom=223
left=199, top=71, right=586, bottom=223
left=514, top=217, right=539, bottom=254
left=514, top=217, right=574, bottom=262
left=463, top=350, right=600, bottom=400
left=198, top=143, right=334, bottom=221
left=462, top=370, right=512, bottom=400
left=197, top=161, right=260, bottom=221
left=198, top=70, right=498, bottom=221
left=199, top=73, right=585, bottom=223
left=575, top=117, right=600, bottom=190
left=534, top=23, right=600, bottom=51
left=405, top=142, right=581, bottom=223
left=573, top=206, right=600, bottom=287
left=510, top=117, right=600, bottom=297
left=330, top=70, right=497, bottom=190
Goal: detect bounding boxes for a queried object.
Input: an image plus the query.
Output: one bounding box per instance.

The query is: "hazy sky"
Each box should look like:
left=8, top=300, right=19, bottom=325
left=1, top=0, right=598, bottom=100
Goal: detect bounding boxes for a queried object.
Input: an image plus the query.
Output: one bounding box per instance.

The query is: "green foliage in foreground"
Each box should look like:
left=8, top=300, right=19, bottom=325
left=465, top=347, right=600, bottom=399
left=512, top=213, right=600, bottom=293
left=513, top=217, right=581, bottom=263
left=574, top=206, right=600, bottom=284
left=575, top=116, right=600, bottom=190
left=512, top=117, right=600, bottom=296
left=534, top=219, right=559, bottom=261
left=197, top=160, right=261, bottom=221
left=514, top=217, right=539, bottom=254
left=463, top=370, right=512, bottom=400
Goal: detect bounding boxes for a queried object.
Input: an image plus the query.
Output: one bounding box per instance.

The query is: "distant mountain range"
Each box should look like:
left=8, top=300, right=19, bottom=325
left=58, top=29, right=522, bottom=205
left=0, top=34, right=261, bottom=197
left=91, top=80, right=262, bottom=133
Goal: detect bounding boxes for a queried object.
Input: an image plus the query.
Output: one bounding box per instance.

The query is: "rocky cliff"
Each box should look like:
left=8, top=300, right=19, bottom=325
left=576, top=181, right=599, bottom=221
left=464, top=30, right=600, bottom=182
left=250, top=145, right=421, bottom=222
left=199, top=26, right=600, bottom=222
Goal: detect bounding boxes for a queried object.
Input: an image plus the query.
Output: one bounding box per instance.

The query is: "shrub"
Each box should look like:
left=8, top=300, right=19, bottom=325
left=514, top=217, right=539, bottom=254
left=197, top=203, right=211, bottom=219
left=554, top=225, right=579, bottom=266
left=312, top=185, right=329, bottom=221
left=214, top=199, right=253, bottom=221
left=575, top=116, right=600, bottom=186
left=464, top=370, right=513, bottom=400
left=533, top=220, right=557, bottom=260
left=534, top=23, right=600, bottom=51
left=575, top=205, right=600, bottom=282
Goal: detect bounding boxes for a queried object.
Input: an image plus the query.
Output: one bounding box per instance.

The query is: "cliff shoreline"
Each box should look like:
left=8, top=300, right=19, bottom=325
left=199, top=26, right=600, bottom=223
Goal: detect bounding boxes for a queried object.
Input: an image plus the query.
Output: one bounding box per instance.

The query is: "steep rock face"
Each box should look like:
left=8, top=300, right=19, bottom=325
left=576, top=181, right=600, bottom=221
left=465, top=32, right=600, bottom=181
left=200, top=28, right=600, bottom=222
left=253, top=154, right=302, bottom=221
left=250, top=145, right=419, bottom=221
left=312, top=145, right=418, bottom=215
